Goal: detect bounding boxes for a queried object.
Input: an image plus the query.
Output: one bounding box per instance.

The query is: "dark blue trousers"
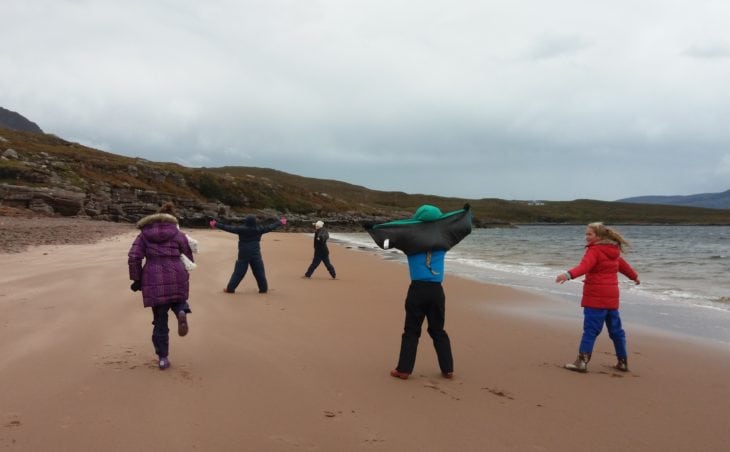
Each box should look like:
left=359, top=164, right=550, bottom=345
left=396, top=281, right=453, bottom=374
left=151, top=300, right=190, bottom=358
left=579, top=307, right=627, bottom=359
left=226, top=253, right=268, bottom=293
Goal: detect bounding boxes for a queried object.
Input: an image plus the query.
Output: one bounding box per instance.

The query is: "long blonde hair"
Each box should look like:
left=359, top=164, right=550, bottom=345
left=588, top=222, right=630, bottom=251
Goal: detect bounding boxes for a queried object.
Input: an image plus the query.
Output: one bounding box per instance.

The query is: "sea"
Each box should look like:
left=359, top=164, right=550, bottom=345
left=331, top=225, right=730, bottom=346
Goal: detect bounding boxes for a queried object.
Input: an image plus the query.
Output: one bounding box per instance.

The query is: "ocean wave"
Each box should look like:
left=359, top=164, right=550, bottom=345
left=449, top=257, right=556, bottom=279
left=332, top=229, right=730, bottom=315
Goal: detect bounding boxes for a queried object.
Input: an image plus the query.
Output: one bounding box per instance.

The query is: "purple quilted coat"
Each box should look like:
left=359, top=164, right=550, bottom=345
left=128, top=213, right=193, bottom=307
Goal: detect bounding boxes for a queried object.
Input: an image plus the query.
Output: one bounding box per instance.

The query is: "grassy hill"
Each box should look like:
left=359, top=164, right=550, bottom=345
left=2, top=127, right=730, bottom=226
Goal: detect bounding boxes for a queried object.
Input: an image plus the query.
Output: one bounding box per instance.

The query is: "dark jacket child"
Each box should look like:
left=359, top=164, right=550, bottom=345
left=555, top=222, right=640, bottom=373
left=210, top=215, right=286, bottom=294
left=128, top=210, right=193, bottom=370
left=366, top=204, right=472, bottom=380
left=304, top=220, right=336, bottom=279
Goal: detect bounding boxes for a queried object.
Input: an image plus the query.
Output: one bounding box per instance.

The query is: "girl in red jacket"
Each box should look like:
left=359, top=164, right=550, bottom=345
left=556, top=222, right=640, bottom=373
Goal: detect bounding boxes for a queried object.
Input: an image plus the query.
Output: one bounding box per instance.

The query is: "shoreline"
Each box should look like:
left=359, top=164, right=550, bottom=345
left=1, top=227, right=730, bottom=450
left=331, top=230, right=730, bottom=347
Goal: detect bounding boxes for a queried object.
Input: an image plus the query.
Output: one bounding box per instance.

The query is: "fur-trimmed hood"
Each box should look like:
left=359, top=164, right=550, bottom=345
left=136, top=213, right=179, bottom=229
left=136, top=213, right=180, bottom=244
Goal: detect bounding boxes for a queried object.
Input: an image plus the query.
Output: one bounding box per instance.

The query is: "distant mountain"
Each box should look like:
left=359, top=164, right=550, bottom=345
left=617, top=190, right=730, bottom=210
left=0, top=107, right=43, bottom=134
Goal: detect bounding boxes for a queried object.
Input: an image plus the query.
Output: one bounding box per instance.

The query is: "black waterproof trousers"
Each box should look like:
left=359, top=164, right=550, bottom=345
left=396, top=281, right=453, bottom=374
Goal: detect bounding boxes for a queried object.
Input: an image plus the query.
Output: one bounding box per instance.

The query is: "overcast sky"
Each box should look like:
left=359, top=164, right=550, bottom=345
left=2, top=0, right=729, bottom=201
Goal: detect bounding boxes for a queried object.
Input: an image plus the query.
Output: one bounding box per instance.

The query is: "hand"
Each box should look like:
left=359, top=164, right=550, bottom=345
left=555, top=273, right=568, bottom=284
left=130, top=280, right=141, bottom=292
left=635, top=277, right=641, bottom=285
left=280, top=217, right=287, bottom=225
left=209, top=219, right=217, bottom=229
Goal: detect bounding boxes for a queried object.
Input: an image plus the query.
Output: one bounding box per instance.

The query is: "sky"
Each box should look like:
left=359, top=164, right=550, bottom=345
left=2, top=0, right=730, bottom=201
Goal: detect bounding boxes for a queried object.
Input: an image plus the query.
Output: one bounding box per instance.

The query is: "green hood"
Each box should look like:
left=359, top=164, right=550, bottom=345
left=374, top=204, right=462, bottom=228
left=413, top=205, right=443, bottom=222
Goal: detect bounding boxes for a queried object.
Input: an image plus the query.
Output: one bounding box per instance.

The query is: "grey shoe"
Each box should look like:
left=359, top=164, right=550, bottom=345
left=158, top=356, right=170, bottom=370
left=565, top=353, right=591, bottom=373
left=614, top=358, right=629, bottom=372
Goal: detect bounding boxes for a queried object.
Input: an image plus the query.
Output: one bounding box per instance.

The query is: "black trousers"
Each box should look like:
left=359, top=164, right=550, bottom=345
left=305, top=252, right=336, bottom=278
left=396, top=281, right=453, bottom=374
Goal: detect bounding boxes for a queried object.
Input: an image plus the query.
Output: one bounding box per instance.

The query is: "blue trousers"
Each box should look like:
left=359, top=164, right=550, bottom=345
left=227, top=253, right=268, bottom=293
left=579, top=307, right=627, bottom=359
left=151, top=300, right=190, bottom=358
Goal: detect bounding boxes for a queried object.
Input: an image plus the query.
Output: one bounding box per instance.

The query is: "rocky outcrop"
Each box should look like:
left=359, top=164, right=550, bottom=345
left=0, top=183, right=229, bottom=227
left=0, top=124, right=515, bottom=230
left=0, top=136, right=413, bottom=230
left=0, top=182, right=398, bottom=231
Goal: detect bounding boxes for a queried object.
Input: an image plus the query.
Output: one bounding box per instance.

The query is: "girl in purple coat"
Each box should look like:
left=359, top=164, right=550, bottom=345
left=128, top=205, right=194, bottom=370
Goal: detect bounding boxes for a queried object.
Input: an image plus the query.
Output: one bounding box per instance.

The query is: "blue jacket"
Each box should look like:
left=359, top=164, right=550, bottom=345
left=407, top=250, right=445, bottom=283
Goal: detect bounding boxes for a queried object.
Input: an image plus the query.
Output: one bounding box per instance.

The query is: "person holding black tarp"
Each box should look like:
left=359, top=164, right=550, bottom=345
left=365, top=204, right=472, bottom=380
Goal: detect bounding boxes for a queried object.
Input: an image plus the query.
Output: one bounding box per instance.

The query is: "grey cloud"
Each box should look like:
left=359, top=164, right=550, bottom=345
left=683, top=43, right=730, bottom=59
left=525, top=34, right=593, bottom=60
left=1, top=0, right=729, bottom=201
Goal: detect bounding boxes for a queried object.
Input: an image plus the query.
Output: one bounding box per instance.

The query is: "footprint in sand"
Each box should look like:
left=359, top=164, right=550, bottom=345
left=423, top=381, right=461, bottom=401
left=270, top=435, right=316, bottom=448
left=4, top=420, right=21, bottom=429
left=362, top=435, right=386, bottom=445
left=481, top=387, right=515, bottom=400
left=95, top=347, right=141, bottom=370
left=1, top=414, right=21, bottom=446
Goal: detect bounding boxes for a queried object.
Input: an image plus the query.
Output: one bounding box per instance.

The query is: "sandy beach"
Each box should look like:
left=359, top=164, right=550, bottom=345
left=1, top=223, right=729, bottom=451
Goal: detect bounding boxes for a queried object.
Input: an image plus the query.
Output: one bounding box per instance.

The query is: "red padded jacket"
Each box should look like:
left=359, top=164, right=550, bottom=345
left=567, top=241, right=638, bottom=310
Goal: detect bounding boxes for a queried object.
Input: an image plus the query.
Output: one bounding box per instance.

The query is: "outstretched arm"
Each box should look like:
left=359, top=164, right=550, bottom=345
left=619, top=257, right=640, bottom=284
left=259, top=219, right=285, bottom=234
left=211, top=220, right=245, bottom=234
left=555, top=249, right=597, bottom=284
